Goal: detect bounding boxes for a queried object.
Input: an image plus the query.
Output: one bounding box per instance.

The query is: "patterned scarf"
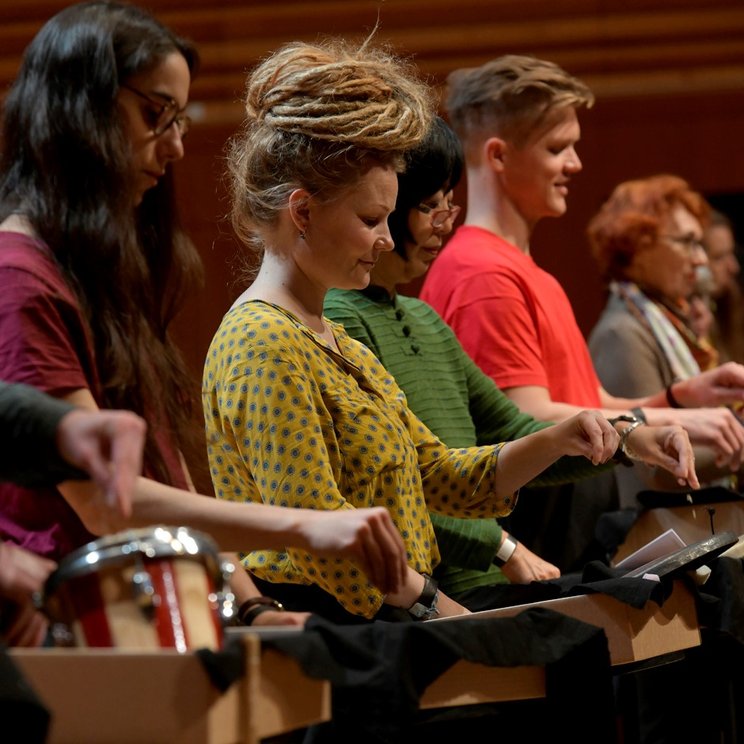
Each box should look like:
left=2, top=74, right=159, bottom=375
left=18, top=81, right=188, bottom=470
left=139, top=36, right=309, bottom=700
left=612, top=281, right=719, bottom=379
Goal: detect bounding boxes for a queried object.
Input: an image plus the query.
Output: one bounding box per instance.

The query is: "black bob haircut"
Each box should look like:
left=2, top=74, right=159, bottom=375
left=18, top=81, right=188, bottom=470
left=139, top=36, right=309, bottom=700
left=388, top=115, right=464, bottom=258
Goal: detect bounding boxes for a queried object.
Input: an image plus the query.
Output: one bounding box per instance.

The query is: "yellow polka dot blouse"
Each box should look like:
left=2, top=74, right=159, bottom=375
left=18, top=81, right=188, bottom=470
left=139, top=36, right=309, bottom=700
left=202, top=301, right=515, bottom=618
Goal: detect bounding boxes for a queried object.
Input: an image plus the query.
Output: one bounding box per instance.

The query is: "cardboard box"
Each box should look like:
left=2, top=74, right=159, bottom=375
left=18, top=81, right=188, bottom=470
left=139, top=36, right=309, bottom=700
left=11, top=634, right=330, bottom=744
left=229, top=626, right=547, bottom=710
left=614, top=501, right=744, bottom=564
left=432, top=579, right=700, bottom=666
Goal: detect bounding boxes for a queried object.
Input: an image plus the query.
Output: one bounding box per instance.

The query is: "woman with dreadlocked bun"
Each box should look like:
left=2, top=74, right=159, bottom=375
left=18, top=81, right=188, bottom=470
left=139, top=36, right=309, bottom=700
left=228, top=39, right=432, bottom=253
left=203, top=38, right=623, bottom=624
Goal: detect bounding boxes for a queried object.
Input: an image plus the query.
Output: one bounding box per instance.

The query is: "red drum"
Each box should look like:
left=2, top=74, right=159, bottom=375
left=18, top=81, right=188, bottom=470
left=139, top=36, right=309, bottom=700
left=43, top=526, right=235, bottom=652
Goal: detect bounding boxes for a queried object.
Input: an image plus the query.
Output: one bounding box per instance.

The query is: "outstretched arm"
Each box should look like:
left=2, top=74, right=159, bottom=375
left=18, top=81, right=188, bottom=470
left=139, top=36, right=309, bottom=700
left=57, top=388, right=408, bottom=595
left=507, top=383, right=739, bottom=475
left=494, top=410, right=620, bottom=498
left=641, top=362, right=744, bottom=410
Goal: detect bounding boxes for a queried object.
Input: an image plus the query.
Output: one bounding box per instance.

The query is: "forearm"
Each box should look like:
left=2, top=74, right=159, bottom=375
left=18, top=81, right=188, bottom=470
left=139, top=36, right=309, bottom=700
left=384, top=567, right=469, bottom=619
left=59, top=475, right=330, bottom=553
left=384, top=566, right=426, bottom=608
left=495, top=428, right=572, bottom=496
left=0, top=382, right=83, bottom=486
left=503, top=379, right=657, bottom=423
left=600, top=387, right=670, bottom=414
left=474, top=381, right=613, bottom=486
left=495, top=412, right=620, bottom=497
left=531, top=453, right=614, bottom=487
left=504, top=390, right=588, bottom=423
left=429, top=512, right=502, bottom=571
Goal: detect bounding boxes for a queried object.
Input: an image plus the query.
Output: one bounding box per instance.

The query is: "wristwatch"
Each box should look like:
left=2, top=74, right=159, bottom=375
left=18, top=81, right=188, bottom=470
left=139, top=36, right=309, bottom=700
left=493, top=534, right=518, bottom=566
left=407, top=574, right=440, bottom=620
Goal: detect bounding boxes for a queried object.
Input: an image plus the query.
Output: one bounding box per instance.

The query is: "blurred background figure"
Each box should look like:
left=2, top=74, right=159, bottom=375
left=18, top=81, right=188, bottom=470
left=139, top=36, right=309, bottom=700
left=704, top=209, right=744, bottom=365
left=587, top=174, right=740, bottom=503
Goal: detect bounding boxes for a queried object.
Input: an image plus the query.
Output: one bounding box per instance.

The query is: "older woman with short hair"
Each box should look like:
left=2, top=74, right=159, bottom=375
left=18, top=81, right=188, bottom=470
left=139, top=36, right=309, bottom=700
left=587, top=174, right=736, bottom=500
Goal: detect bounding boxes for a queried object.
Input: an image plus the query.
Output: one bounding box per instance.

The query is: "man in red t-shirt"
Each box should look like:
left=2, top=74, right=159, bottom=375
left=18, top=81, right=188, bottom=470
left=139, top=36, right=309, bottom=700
left=422, top=54, right=744, bottom=476
left=421, top=55, right=744, bottom=570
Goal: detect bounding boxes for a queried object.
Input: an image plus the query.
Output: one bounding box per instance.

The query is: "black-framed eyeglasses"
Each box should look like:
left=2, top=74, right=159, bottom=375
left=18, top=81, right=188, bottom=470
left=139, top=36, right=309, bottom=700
left=662, top=234, right=706, bottom=254
left=121, top=84, right=191, bottom=138
left=415, top=202, right=461, bottom=229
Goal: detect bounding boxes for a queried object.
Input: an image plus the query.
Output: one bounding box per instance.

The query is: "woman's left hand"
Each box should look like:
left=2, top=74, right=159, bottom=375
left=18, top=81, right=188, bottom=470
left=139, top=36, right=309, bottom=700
left=624, top=425, right=700, bottom=489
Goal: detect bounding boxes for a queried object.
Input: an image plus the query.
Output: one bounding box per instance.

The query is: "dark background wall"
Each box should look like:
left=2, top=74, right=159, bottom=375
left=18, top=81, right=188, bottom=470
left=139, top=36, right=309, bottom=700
left=3, top=0, right=743, bottom=490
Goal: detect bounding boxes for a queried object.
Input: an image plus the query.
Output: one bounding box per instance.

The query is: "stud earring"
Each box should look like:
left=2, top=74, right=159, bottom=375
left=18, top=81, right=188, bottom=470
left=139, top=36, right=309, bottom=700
left=299, top=231, right=306, bottom=240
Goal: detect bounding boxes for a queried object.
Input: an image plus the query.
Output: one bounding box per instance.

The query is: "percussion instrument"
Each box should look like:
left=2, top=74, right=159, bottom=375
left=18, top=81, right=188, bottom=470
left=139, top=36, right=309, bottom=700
left=43, top=525, right=235, bottom=651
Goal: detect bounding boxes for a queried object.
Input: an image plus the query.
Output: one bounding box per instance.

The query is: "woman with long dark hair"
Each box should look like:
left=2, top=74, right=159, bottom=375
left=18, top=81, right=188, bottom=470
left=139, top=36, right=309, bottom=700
left=0, top=1, right=408, bottom=623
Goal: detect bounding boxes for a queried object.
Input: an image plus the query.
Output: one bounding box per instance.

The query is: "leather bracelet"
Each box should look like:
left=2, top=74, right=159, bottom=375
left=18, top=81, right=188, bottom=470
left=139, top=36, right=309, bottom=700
left=666, top=383, right=683, bottom=408
left=494, top=534, right=518, bottom=566
left=237, top=596, right=285, bottom=626
left=407, top=574, right=440, bottom=620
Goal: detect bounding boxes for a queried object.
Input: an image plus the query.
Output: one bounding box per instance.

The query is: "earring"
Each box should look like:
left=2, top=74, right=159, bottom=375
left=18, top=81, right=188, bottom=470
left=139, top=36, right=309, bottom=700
left=299, top=231, right=306, bottom=241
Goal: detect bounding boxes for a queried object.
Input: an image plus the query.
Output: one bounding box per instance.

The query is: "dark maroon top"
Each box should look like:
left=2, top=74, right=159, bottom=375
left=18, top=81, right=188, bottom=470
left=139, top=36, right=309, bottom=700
left=0, top=231, right=188, bottom=560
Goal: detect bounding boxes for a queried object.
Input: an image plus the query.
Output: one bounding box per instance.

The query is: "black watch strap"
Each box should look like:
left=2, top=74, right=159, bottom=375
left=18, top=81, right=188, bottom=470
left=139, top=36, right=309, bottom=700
left=630, top=407, right=647, bottom=424
left=407, top=574, right=440, bottom=620
left=607, top=414, right=638, bottom=426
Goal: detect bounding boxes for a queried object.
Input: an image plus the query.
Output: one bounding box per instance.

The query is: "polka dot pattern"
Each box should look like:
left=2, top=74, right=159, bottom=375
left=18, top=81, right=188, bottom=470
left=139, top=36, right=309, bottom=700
left=202, top=301, right=511, bottom=618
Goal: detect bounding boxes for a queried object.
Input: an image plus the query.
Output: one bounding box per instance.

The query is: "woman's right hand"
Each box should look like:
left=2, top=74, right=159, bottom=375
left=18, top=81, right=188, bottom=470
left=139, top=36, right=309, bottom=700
left=297, top=507, right=408, bottom=595
left=56, top=407, right=147, bottom=521
left=622, top=423, right=699, bottom=488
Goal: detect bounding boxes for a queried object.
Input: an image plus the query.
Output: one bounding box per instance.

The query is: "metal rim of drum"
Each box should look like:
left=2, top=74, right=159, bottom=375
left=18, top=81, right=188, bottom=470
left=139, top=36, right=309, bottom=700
left=43, top=525, right=222, bottom=597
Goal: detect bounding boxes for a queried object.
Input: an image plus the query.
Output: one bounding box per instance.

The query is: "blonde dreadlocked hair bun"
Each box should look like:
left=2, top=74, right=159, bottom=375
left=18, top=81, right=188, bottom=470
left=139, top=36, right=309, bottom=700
left=228, top=37, right=435, bottom=252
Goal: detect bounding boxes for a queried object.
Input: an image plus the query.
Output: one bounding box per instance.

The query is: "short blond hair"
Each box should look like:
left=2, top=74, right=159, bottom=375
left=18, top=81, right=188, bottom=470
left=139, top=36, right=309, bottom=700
left=228, top=38, right=435, bottom=253
left=446, top=54, right=594, bottom=157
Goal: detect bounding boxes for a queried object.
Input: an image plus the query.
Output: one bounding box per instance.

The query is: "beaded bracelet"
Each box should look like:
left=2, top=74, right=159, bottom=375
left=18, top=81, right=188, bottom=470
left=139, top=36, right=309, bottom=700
left=237, top=596, right=285, bottom=626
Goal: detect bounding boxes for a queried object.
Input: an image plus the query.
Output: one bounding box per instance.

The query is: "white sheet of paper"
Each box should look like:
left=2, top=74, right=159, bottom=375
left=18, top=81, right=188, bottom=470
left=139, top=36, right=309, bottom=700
left=614, top=528, right=687, bottom=571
